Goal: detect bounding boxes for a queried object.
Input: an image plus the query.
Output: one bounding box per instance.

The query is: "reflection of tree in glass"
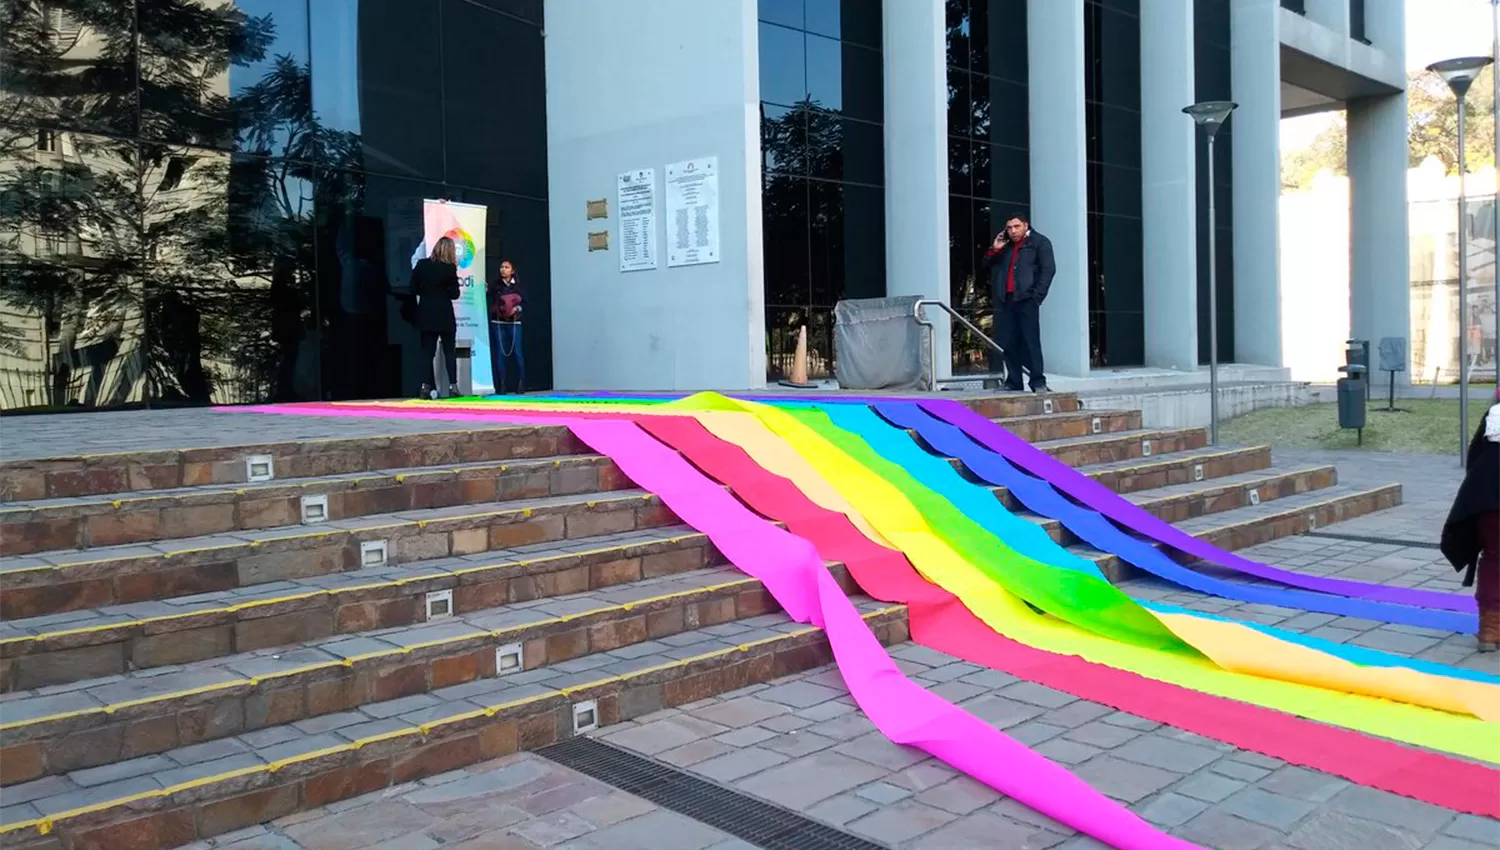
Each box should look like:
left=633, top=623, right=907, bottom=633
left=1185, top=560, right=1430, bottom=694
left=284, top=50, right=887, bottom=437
left=0, top=0, right=363, bottom=408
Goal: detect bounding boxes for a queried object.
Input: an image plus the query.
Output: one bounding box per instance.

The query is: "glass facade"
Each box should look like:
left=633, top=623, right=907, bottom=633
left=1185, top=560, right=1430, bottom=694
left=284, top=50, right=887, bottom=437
left=0, top=0, right=550, bottom=411
left=1084, top=0, right=1143, bottom=367
left=1194, top=0, right=1236, bottom=364
left=946, top=0, right=1029, bottom=376
left=759, top=0, right=885, bottom=381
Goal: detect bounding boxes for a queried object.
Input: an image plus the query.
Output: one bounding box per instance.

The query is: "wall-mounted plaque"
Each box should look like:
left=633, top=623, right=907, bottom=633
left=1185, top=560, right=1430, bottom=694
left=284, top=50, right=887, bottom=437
left=586, top=198, right=608, bottom=220
left=587, top=231, right=610, bottom=251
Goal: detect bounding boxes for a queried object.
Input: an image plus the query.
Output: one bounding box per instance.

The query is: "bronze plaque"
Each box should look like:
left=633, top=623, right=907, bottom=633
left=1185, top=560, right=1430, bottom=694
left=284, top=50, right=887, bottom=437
left=586, top=198, right=608, bottom=219
left=587, top=231, right=610, bottom=251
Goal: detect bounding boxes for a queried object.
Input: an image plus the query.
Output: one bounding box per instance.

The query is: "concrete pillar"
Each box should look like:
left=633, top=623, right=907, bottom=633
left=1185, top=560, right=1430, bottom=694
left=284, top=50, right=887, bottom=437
left=882, top=0, right=951, bottom=380
left=1140, top=0, right=1199, bottom=372
left=1027, top=0, right=1090, bottom=378
left=1347, top=0, right=1408, bottom=378
left=1230, top=0, right=1283, bottom=366
left=543, top=0, right=765, bottom=390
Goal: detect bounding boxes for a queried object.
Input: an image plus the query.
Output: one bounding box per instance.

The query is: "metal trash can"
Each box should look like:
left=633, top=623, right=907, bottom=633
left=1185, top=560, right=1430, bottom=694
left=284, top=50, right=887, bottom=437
left=454, top=341, right=473, bottom=398
left=1337, top=364, right=1367, bottom=444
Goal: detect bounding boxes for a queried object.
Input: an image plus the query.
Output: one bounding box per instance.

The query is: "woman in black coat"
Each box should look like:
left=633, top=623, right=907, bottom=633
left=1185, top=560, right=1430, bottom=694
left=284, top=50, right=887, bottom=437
left=1441, top=387, right=1500, bottom=651
left=411, top=237, right=461, bottom=399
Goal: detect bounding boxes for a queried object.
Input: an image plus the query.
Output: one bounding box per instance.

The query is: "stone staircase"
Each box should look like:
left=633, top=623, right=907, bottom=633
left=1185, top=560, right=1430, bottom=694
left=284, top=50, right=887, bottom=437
left=0, top=394, right=1401, bottom=850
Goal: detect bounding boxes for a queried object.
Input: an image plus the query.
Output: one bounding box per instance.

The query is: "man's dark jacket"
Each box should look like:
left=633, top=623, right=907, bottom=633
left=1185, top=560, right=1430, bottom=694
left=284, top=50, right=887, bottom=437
left=1441, top=413, right=1500, bottom=586
left=983, top=229, right=1056, bottom=302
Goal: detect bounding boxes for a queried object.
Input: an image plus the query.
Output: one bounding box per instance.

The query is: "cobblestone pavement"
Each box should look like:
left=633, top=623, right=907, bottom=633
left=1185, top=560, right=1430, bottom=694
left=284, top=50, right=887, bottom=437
left=173, top=752, right=752, bottom=850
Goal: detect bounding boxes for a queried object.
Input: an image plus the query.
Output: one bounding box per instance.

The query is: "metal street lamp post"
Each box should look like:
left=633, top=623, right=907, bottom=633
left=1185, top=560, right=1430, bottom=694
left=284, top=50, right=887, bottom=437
left=1428, top=56, right=1494, bottom=467
left=1183, top=100, right=1238, bottom=446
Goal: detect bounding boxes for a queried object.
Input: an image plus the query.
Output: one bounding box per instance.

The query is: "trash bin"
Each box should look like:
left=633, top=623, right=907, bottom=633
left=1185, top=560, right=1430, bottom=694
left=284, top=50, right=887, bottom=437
left=1337, top=364, right=1367, bottom=444
left=454, top=341, right=473, bottom=398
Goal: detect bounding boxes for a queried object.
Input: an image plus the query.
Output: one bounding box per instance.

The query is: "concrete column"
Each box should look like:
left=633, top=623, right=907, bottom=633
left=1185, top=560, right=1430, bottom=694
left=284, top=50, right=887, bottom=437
left=1347, top=0, right=1408, bottom=378
left=882, top=0, right=951, bottom=380
left=1027, top=0, right=1090, bottom=378
left=1140, top=0, right=1199, bottom=372
left=543, top=0, right=765, bottom=390
left=1230, top=0, right=1283, bottom=366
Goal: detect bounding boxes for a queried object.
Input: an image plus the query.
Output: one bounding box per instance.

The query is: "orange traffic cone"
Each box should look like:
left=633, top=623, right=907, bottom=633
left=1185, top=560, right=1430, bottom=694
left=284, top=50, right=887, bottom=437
left=779, top=325, right=815, bottom=389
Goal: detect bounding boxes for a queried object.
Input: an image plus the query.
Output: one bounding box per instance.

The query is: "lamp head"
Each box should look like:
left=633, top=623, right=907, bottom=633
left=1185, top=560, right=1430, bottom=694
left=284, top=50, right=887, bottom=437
left=1427, top=56, right=1493, bottom=99
left=1183, top=101, right=1238, bottom=138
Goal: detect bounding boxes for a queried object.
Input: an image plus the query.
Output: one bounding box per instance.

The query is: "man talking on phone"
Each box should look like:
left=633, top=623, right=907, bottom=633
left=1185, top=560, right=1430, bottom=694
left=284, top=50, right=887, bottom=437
left=981, top=213, right=1055, bottom=393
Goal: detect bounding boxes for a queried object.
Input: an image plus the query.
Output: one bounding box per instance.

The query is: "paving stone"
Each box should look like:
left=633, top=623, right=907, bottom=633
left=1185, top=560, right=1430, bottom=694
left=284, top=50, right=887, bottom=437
left=999, top=681, right=1078, bottom=709
left=1257, top=765, right=1351, bottom=803
left=832, top=730, right=929, bottom=771
left=506, top=810, right=595, bottom=847
left=68, top=754, right=176, bottom=788
left=1111, top=736, right=1223, bottom=774
left=713, top=726, right=776, bottom=747
left=689, top=746, right=789, bottom=783
left=754, top=680, right=843, bottom=708
left=1423, top=839, right=1499, bottom=850
left=1211, top=759, right=1275, bottom=782
left=602, top=718, right=724, bottom=756
left=914, top=776, right=1001, bottom=815
left=284, top=800, right=437, bottom=850
left=734, top=752, right=888, bottom=808
left=758, top=730, right=837, bottom=758
left=853, top=780, right=912, bottom=805
left=1139, top=792, right=1211, bottom=828
left=846, top=799, right=957, bottom=844
left=688, top=696, right=788, bottom=728
left=560, top=808, right=724, bottom=850
left=1284, top=809, right=1426, bottom=850
left=1176, top=809, right=1284, bottom=850
left=1442, top=815, right=1500, bottom=845
left=1171, top=771, right=1248, bottom=804
left=1329, top=785, right=1458, bottom=838
left=804, top=792, right=879, bottom=826
left=1069, top=756, right=1179, bottom=804
left=957, top=694, right=1044, bottom=728
left=1216, top=786, right=1319, bottom=830
left=1034, top=737, right=1103, bottom=765
left=657, top=739, right=736, bottom=767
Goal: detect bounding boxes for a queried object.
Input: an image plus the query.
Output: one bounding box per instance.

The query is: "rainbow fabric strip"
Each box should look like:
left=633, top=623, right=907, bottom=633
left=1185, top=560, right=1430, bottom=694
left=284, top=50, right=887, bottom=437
left=232, top=394, right=1499, bottom=848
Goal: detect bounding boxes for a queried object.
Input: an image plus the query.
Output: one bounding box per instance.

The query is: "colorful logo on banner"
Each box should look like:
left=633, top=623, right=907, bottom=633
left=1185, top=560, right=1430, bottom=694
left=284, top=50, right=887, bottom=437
left=445, top=227, right=476, bottom=269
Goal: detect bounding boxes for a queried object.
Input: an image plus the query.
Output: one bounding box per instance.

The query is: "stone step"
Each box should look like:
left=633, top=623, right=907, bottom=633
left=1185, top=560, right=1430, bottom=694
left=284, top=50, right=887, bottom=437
left=983, top=408, right=1140, bottom=443
left=0, top=564, right=861, bottom=786
left=0, top=452, right=1302, bottom=624
left=979, top=444, right=1275, bottom=513
left=0, top=396, right=1079, bottom=504
left=0, top=409, right=1130, bottom=556
left=0, top=526, right=723, bottom=692
left=1033, top=427, right=1208, bottom=468
left=0, top=423, right=588, bottom=502
left=0, top=600, right=908, bottom=850
left=0, top=489, right=675, bottom=620
left=0, top=459, right=1336, bottom=692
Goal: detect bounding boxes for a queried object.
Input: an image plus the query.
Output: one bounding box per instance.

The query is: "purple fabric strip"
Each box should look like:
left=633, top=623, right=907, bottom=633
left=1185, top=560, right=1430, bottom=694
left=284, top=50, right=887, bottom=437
left=919, top=399, right=1475, bottom=614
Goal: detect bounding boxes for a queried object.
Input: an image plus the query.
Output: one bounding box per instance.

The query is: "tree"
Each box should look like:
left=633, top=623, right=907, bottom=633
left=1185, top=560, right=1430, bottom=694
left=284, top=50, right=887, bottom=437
left=1280, top=67, right=1496, bottom=191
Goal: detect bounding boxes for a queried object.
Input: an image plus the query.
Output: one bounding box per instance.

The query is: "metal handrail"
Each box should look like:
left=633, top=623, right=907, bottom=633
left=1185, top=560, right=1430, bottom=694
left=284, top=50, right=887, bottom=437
left=913, top=299, right=1007, bottom=389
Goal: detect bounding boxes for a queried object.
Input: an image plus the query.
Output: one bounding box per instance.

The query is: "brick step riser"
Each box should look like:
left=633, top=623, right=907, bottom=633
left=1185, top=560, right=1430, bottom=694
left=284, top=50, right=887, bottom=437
left=1045, top=429, right=1208, bottom=468
left=0, top=568, right=861, bottom=787
left=0, top=427, right=590, bottom=503
left=0, top=607, right=911, bottom=850
left=0, top=536, right=731, bottom=693
left=0, top=410, right=1131, bottom=557
left=0, top=458, right=631, bottom=557
left=960, top=445, right=1274, bottom=509
left=0, top=397, right=1081, bottom=503
left=987, top=409, right=1141, bottom=443
left=0, top=495, right=681, bottom=621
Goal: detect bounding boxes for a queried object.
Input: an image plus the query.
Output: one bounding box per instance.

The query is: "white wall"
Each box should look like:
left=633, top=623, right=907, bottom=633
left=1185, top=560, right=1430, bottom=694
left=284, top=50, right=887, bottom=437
left=1140, top=0, right=1200, bottom=372
left=1027, top=0, right=1090, bottom=379
left=544, top=0, right=765, bottom=390
left=882, top=0, right=951, bottom=379
left=1231, top=0, right=1284, bottom=366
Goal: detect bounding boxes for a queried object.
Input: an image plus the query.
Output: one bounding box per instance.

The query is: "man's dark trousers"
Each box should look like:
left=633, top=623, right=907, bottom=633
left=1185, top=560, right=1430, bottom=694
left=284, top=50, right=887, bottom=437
left=991, top=295, right=1044, bottom=390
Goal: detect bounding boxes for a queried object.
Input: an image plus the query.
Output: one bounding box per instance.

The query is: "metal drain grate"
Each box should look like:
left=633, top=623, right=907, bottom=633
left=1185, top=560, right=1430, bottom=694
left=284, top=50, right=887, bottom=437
left=538, top=737, right=890, bottom=850
left=1303, top=531, right=1441, bottom=550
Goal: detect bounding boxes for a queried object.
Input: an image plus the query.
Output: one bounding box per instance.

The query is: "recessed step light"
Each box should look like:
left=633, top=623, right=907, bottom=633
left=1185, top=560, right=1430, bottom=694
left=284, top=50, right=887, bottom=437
left=1141, top=439, right=1153, bottom=457
left=573, top=700, right=600, bottom=734
left=495, top=642, right=524, bottom=675
left=1043, top=399, right=1054, bottom=414
left=1193, top=463, right=1205, bottom=482
left=1091, top=417, right=1102, bottom=434
left=425, top=589, right=454, bottom=620
left=1247, top=488, right=1261, bottom=506
left=360, top=540, right=388, bottom=567
left=300, top=494, right=329, bottom=524
left=245, top=454, right=274, bottom=483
